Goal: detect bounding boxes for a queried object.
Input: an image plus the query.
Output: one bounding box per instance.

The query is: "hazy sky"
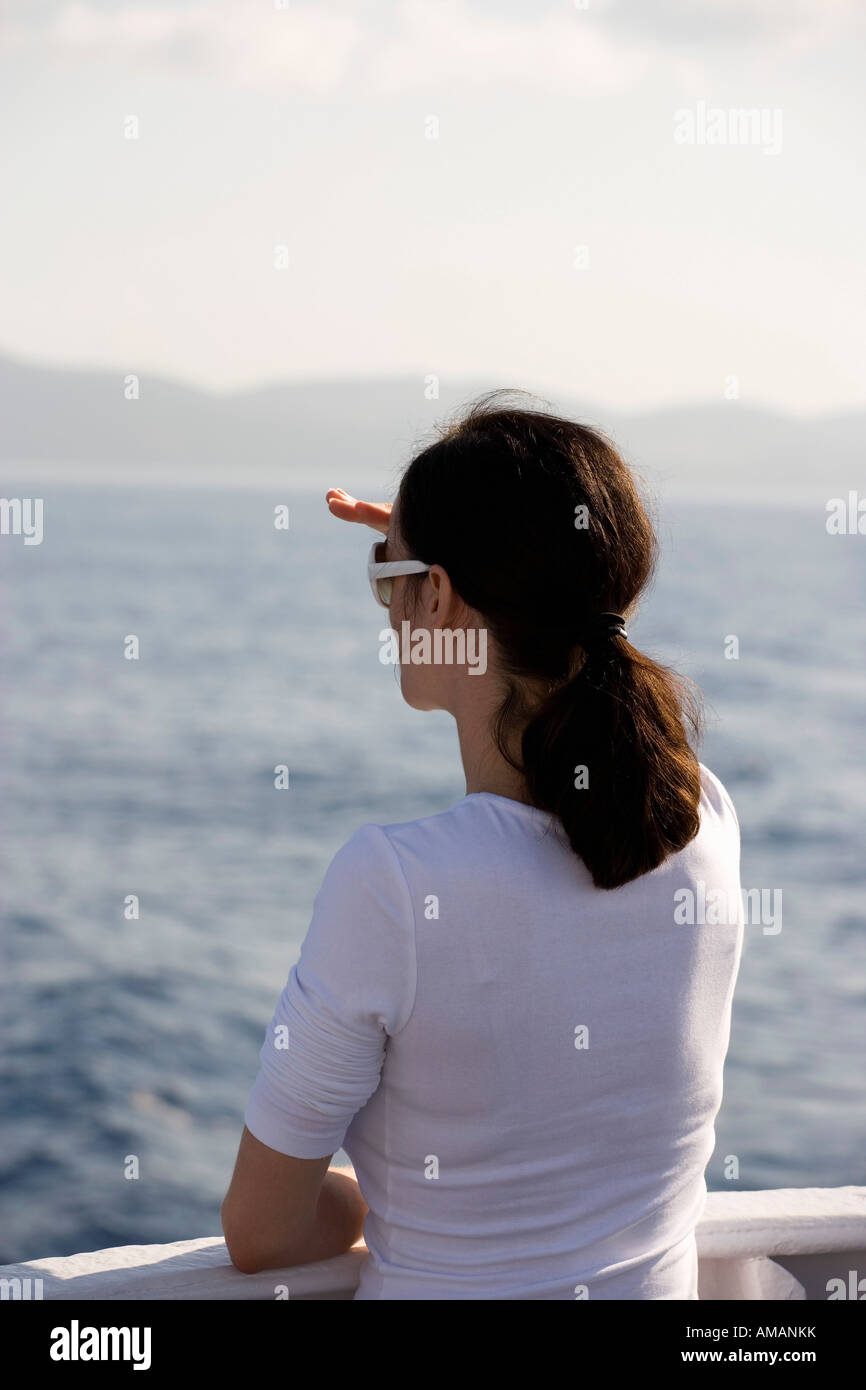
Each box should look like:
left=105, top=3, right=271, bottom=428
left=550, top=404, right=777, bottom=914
left=2, top=0, right=864, bottom=414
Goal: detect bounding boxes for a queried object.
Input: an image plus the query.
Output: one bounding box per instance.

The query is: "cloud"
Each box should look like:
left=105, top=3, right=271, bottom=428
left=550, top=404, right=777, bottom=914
left=0, top=0, right=659, bottom=96
left=2, top=2, right=361, bottom=92
left=368, top=0, right=650, bottom=94
left=2, top=0, right=862, bottom=96
left=602, top=0, right=865, bottom=49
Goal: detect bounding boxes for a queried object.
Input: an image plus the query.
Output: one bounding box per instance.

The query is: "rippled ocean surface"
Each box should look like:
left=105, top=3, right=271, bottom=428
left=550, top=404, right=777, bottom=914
left=1, top=484, right=864, bottom=1264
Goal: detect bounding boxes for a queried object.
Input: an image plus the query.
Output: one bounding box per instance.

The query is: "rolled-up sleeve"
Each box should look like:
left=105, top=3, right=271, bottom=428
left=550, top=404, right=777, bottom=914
left=243, top=823, right=417, bottom=1158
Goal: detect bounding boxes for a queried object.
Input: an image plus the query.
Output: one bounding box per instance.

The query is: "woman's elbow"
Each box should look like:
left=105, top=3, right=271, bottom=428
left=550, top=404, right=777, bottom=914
left=221, top=1201, right=266, bottom=1274
left=226, top=1243, right=264, bottom=1275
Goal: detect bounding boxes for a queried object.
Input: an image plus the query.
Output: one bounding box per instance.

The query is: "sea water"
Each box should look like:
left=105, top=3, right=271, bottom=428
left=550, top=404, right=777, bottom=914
left=0, top=484, right=863, bottom=1263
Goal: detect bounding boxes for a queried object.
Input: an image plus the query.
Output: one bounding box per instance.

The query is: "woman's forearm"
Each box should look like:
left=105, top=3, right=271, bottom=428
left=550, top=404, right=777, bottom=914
left=311, top=1169, right=369, bottom=1258
left=242, top=1169, right=368, bottom=1272
left=222, top=1128, right=372, bottom=1276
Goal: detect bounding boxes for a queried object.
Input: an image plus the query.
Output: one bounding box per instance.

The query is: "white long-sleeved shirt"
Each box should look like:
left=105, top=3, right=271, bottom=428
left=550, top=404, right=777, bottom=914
left=244, top=764, right=744, bottom=1300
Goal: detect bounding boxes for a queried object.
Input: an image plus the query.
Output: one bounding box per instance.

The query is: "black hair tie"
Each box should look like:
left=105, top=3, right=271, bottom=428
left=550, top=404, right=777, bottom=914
left=581, top=612, right=629, bottom=646
left=597, top=612, right=628, bottom=640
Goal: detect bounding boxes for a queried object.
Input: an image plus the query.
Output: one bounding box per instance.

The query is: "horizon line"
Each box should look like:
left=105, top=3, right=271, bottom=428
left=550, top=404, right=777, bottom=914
left=1, top=346, right=863, bottom=423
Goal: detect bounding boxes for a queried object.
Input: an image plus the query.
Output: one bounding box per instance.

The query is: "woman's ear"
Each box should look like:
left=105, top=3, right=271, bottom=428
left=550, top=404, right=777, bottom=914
left=427, top=566, right=443, bottom=619
left=428, top=565, right=463, bottom=628
left=426, top=565, right=474, bottom=631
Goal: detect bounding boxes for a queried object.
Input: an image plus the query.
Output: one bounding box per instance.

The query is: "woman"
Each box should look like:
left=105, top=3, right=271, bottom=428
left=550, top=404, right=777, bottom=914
left=221, top=393, right=744, bottom=1300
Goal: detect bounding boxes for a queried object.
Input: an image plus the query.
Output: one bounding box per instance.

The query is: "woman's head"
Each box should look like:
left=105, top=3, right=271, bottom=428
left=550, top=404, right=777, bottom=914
left=387, top=389, right=703, bottom=889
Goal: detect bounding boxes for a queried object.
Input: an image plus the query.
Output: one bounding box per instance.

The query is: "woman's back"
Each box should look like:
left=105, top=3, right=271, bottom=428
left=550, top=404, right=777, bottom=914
left=244, top=763, right=744, bottom=1300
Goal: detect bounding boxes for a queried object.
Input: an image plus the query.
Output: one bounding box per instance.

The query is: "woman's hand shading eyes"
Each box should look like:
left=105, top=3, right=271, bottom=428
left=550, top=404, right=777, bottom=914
left=326, top=489, right=391, bottom=537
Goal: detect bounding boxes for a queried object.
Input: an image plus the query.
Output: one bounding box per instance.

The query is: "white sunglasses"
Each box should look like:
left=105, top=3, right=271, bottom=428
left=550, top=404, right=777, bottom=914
left=368, top=538, right=430, bottom=608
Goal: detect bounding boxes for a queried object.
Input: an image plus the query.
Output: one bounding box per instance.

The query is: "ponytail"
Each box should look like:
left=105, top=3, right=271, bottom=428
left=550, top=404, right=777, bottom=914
left=520, top=640, right=702, bottom=889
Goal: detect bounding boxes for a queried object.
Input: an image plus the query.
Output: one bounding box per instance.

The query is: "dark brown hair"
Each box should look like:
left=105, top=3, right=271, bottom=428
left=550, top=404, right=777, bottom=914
left=396, top=390, right=703, bottom=889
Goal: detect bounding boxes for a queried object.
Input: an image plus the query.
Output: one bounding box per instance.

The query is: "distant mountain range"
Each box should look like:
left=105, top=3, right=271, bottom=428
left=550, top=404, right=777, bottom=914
left=1, top=351, right=862, bottom=501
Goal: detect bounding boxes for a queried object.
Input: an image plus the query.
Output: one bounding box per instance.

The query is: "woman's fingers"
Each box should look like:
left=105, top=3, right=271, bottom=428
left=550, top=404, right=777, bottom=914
left=326, top=489, right=392, bottom=536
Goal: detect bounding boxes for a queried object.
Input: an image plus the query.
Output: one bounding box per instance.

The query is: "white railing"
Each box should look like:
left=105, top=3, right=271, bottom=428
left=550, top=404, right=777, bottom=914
left=2, top=1185, right=864, bottom=1301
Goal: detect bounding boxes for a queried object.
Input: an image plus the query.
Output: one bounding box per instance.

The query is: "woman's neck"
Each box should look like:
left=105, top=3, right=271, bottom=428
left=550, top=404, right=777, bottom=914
left=453, top=689, right=534, bottom=805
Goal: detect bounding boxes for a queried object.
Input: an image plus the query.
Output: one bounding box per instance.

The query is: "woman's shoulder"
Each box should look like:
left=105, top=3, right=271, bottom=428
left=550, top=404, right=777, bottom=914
left=327, top=796, right=516, bottom=880
left=698, top=762, right=741, bottom=834
left=320, top=806, right=463, bottom=880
